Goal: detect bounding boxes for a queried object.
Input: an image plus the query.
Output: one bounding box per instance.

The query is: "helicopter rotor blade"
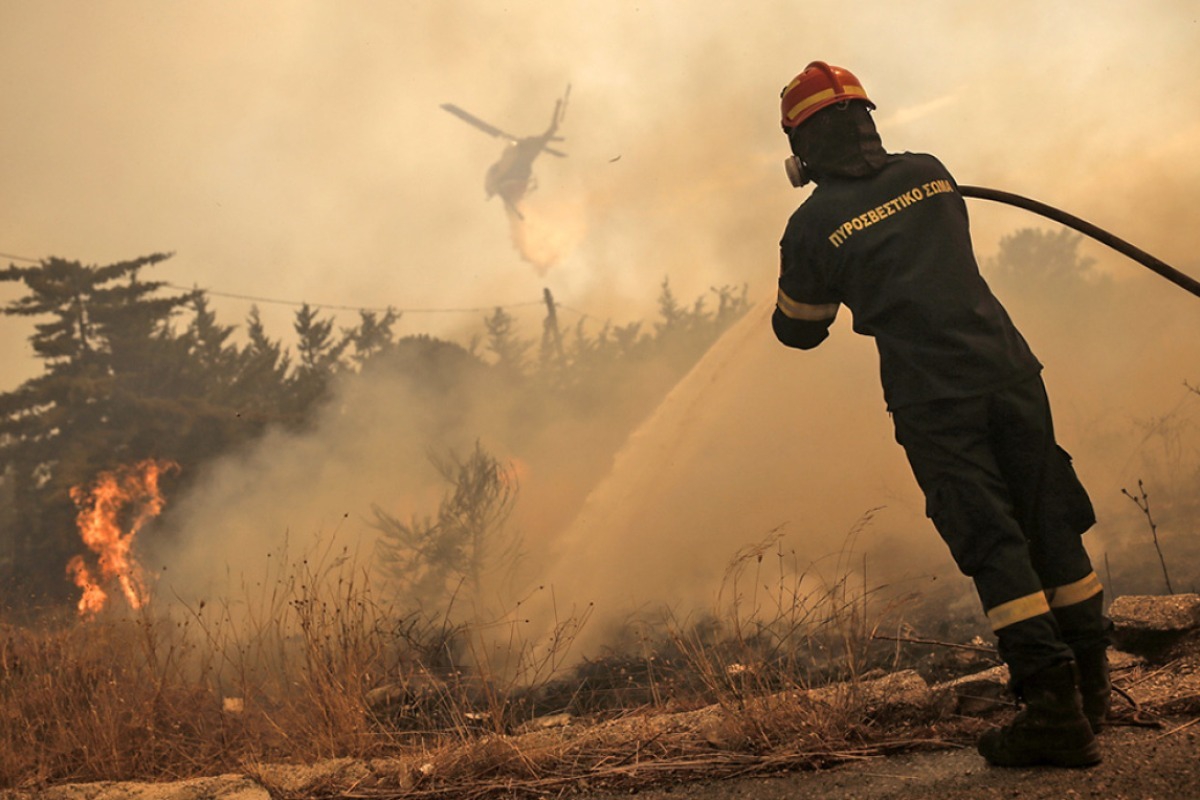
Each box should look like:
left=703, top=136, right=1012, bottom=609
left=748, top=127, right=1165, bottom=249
left=559, top=84, right=571, bottom=124
left=440, top=104, right=518, bottom=141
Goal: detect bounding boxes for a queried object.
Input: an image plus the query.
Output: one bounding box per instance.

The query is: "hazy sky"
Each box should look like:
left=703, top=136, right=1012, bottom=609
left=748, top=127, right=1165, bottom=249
left=3, top=1, right=1198, bottom=392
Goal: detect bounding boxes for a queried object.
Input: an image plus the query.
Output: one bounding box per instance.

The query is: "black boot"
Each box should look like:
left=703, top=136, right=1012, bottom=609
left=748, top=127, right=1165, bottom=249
left=977, top=661, right=1101, bottom=767
left=1073, top=645, right=1111, bottom=733
left=1052, top=593, right=1113, bottom=734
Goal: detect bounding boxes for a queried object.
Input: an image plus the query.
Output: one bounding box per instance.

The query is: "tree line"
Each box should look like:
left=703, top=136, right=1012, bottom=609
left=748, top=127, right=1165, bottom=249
left=0, top=254, right=749, bottom=609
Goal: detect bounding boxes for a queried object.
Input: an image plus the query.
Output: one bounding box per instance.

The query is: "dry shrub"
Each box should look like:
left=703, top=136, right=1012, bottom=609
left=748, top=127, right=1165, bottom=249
left=0, top=537, right=593, bottom=791
left=1, top=518, right=946, bottom=796
left=0, top=610, right=236, bottom=787
left=667, top=517, right=917, bottom=708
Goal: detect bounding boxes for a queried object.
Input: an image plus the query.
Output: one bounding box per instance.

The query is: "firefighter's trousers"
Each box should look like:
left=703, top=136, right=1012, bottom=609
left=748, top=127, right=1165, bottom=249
left=892, top=375, right=1111, bottom=688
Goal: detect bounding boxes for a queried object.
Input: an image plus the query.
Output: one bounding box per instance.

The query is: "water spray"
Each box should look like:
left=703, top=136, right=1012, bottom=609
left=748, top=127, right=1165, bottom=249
left=959, top=185, right=1200, bottom=299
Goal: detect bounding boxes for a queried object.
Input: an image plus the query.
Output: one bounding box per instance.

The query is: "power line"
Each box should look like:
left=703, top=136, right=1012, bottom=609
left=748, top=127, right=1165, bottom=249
left=2, top=249, right=571, bottom=315
left=4, top=249, right=600, bottom=322
left=1, top=251, right=41, bottom=264
left=162, top=282, right=547, bottom=315
left=556, top=302, right=593, bottom=321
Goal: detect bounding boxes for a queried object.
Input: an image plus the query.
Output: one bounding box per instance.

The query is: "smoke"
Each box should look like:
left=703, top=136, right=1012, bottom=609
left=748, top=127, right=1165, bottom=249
left=522, top=303, right=939, bottom=652
left=2, top=3, right=1198, bottom=654
left=505, top=196, right=589, bottom=275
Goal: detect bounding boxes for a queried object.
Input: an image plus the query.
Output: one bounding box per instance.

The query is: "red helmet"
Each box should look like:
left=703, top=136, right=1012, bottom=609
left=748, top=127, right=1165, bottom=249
left=780, top=61, right=874, bottom=130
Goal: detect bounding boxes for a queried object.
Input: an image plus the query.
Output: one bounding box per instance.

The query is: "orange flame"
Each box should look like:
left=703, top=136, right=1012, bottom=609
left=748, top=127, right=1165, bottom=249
left=66, top=459, right=177, bottom=617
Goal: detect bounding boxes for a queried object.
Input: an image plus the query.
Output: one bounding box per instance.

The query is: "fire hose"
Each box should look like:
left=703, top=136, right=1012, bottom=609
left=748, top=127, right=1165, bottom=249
left=958, top=185, right=1200, bottom=299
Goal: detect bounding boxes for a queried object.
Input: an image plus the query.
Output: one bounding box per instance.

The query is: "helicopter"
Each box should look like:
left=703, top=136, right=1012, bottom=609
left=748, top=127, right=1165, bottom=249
left=441, top=86, right=570, bottom=219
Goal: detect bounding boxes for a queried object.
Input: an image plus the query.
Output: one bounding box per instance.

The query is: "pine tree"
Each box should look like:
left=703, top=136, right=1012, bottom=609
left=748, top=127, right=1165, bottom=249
left=182, top=294, right=239, bottom=395
left=372, top=442, right=519, bottom=612
left=483, top=306, right=531, bottom=377
left=233, top=306, right=293, bottom=425
left=343, top=307, right=401, bottom=370
left=655, top=276, right=684, bottom=335
left=0, top=254, right=195, bottom=600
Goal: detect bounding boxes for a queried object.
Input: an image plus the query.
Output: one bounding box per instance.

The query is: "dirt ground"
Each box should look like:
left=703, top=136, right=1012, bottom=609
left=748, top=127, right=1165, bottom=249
left=581, top=622, right=1200, bottom=800
left=581, top=718, right=1200, bottom=800
left=582, top=616, right=1200, bottom=800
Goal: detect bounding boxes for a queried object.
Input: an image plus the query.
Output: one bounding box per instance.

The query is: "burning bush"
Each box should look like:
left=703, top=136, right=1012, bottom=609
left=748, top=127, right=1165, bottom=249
left=66, top=459, right=177, bottom=618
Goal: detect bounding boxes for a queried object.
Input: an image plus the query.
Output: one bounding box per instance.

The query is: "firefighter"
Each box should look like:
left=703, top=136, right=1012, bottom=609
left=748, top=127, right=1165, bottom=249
left=772, top=61, right=1112, bottom=767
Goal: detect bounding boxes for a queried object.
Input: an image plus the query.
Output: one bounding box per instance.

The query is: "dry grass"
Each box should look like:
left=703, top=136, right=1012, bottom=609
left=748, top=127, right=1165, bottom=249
left=0, top=527, right=959, bottom=796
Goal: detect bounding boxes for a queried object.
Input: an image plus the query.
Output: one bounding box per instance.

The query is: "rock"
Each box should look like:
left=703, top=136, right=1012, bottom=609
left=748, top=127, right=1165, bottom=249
left=515, top=711, right=574, bottom=734
left=809, top=669, right=951, bottom=721
left=933, top=664, right=1011, bottom=715
left=696, top=713, right=753, bottom=750
left=364, top=683, right=408, bottom=710
left=1109, top=594, right=1200, bottom=654
left=364, top=670, right=448, bottom=711
left=35, top=775, right=269, bottom=800
left=250, top=757, right=374, bottom=796
left=1110, top=594, right=1200, bottom=633
left=1108, top=649, right=1146, bottom=672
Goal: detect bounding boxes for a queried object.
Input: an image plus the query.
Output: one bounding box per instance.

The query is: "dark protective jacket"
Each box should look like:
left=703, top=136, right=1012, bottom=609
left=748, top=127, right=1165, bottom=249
left=773, top=152, right=1041, bottom=410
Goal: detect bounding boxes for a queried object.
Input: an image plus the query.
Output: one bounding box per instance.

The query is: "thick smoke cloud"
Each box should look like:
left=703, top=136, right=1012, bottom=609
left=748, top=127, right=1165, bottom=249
left=2, top=3, right=1197, bottom=652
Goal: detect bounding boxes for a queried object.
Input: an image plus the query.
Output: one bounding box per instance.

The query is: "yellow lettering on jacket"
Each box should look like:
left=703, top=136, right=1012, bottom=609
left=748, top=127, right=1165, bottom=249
left=826, top=182, right=954, bottom=249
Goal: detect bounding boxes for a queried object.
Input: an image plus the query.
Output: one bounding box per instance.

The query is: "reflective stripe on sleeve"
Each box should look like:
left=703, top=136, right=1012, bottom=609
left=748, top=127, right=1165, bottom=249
left=986, top=591, right=1052, bottom=631
left=776, top=289, right=839, bottom=322
left=1045, top=572, right=1103, bottom=609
